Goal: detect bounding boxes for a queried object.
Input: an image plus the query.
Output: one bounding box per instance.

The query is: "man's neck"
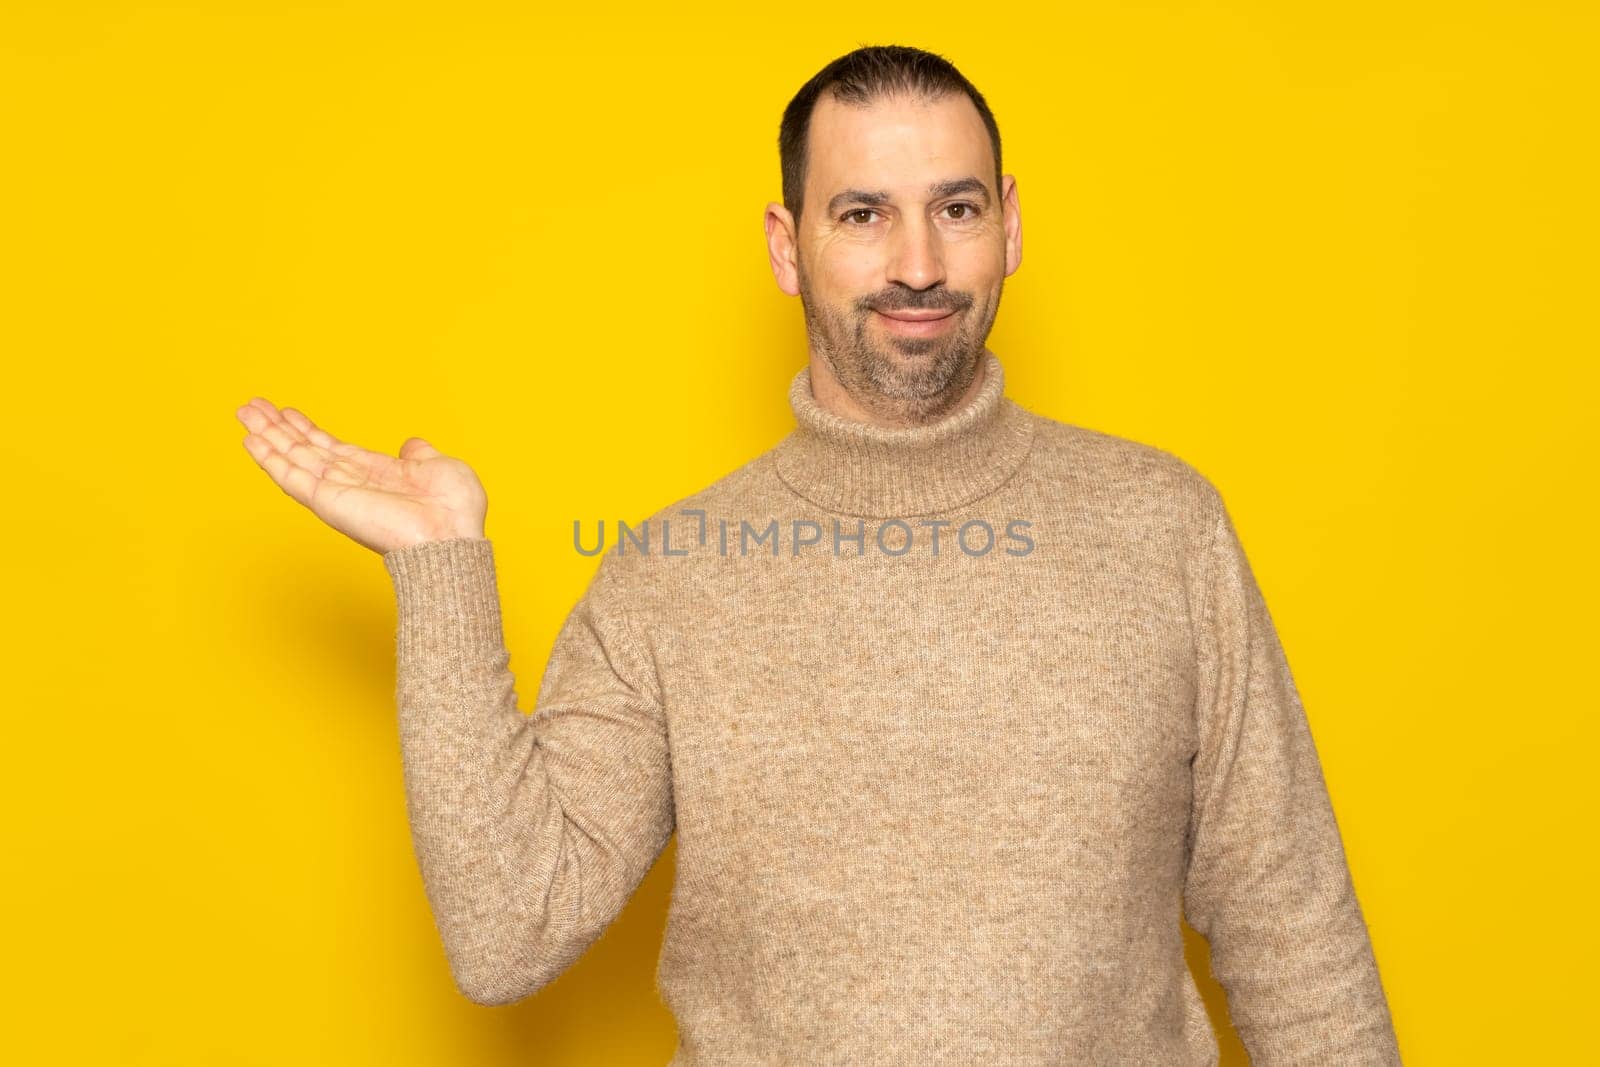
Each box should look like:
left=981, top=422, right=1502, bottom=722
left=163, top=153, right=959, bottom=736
left=807, top=350, right=989, bottom=429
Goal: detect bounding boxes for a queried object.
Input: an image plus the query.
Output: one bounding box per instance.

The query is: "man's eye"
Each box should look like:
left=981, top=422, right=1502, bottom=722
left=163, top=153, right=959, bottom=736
left=944, top=202, right=979, bottom=220
left=843, top=209, right=878, bottom=224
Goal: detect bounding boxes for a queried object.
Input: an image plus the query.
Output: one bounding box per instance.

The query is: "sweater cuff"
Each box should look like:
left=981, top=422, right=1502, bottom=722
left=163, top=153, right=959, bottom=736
left=382, top=537, right=507, bottom=666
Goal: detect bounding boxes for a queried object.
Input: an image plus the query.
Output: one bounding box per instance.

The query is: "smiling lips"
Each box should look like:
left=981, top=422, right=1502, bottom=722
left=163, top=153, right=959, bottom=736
left=873, top=307, right=958, bottom=336
left=875, top=307, right=952, bottom=320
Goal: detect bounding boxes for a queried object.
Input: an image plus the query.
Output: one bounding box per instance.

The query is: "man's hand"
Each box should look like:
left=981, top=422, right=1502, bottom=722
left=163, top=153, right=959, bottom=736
left=235, top=398, right=488, bottom=555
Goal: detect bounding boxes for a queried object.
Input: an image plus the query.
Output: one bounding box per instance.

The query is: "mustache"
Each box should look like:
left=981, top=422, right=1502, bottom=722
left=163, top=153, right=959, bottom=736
left=859, top=289, right=972, bottom=314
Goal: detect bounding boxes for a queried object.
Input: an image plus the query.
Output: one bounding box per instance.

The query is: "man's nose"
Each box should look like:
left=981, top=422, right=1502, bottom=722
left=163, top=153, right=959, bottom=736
left=885, top=214, right=946, bottom=292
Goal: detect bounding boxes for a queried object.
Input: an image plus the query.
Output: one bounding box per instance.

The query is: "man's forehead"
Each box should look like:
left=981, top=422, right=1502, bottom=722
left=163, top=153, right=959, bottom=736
left=806, top=91, right=994, bottom=199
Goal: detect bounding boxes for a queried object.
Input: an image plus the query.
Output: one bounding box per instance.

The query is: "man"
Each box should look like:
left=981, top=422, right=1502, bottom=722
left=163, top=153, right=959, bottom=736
left=237, top=44, right=1401, bottom=1066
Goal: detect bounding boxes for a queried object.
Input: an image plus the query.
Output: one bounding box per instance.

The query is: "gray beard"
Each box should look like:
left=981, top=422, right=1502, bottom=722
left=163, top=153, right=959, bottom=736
left=798, top=276, right=1001, bottom=426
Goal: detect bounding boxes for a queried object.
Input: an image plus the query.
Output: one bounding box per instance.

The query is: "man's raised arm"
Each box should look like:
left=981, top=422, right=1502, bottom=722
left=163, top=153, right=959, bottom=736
left=235, top=398, right=674, bottom=1006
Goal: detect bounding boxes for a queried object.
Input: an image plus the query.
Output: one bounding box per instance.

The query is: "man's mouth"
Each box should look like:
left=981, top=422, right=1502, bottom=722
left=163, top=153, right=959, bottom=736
left=874, top=308, right=954, bottom=321
left=873, top=307, right=959, bottom=336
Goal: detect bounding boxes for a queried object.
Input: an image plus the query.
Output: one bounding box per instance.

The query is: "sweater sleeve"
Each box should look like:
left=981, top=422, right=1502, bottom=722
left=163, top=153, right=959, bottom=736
left=1181, top=493, right=1401, bottom=1065
left=381, top=537, right=675, bottom=1006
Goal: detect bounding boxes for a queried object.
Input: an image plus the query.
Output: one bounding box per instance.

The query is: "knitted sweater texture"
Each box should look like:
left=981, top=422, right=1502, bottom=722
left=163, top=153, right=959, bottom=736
left=381, top=352, right=1401, bottom=1065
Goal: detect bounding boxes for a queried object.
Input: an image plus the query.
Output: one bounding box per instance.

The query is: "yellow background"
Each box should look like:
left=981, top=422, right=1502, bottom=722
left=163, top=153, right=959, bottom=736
left=3, top=2, right=1594, bottom=1063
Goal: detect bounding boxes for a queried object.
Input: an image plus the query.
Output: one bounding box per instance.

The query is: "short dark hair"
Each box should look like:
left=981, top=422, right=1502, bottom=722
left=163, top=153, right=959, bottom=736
left=778, top=45, right=1003, bottom=226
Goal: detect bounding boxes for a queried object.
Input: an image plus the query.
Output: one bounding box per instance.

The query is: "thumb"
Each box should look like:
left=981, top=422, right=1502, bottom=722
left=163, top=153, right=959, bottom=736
left=399, top=436, right=442, bottom=460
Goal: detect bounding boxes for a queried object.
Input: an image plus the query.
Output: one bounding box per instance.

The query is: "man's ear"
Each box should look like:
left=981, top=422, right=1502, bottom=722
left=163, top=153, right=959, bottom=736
left=765, top=202, right=801, bottom=296
left=1001, top=174, right=1022, bottom=277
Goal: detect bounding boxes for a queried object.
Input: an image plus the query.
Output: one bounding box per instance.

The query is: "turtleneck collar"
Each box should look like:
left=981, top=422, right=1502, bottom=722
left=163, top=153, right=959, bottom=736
left=771, top=350, right=1038, bottom=519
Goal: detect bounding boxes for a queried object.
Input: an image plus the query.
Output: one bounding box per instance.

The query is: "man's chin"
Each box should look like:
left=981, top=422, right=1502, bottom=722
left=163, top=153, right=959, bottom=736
left=866, top=350, right=972, bottom=397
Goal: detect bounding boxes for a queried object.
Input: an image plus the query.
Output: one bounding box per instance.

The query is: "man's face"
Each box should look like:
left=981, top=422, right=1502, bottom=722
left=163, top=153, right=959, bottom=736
left=768, top=90, right=1021, bottom=424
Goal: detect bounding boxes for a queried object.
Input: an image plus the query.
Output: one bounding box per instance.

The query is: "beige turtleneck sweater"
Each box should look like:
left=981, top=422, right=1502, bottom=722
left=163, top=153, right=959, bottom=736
left=381, top=352, right=1401, bottom=1065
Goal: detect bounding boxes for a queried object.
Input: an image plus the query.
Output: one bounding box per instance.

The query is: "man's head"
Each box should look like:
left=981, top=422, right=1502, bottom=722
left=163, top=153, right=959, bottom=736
left=766, top=45, right=1021, bottom=427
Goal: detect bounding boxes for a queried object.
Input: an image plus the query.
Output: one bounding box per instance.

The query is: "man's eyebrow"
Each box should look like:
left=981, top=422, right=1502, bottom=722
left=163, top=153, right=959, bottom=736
left=826, top=176, right=993, bottom=217
left=928, top=177, right=992, bottom=206
left=827, top=188, right=893, bottom=216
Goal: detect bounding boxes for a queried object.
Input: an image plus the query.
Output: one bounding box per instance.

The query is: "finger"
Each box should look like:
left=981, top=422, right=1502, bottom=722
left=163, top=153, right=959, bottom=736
left=236, top=402, right=283, bottom=440
left=239, top=400, right=358, bottom=458
left=240, top=400, right=336, bottom=479
left=237, top=410, right=334, bottom=493
left=399, top=436, right=442, bottom=460
left=238, top=398, right=294, bottom=441
left=279, top=406, right=345, bottom=452
left=241, top=432, right=322, bottom=508
left=235, top=398, right=279, bottom=431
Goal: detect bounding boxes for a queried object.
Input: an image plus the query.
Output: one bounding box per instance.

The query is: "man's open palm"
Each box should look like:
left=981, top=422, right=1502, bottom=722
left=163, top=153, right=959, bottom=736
left=235, top=398, right=487, bottom=555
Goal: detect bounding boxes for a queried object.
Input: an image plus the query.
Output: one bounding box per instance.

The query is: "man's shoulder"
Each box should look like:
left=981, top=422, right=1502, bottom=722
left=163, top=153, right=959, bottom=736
left=1022, top=407, right=1224, bottom=525
left=587, top=444, right=788, bottom=591
left=641, top=443, right=788, bottom=528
